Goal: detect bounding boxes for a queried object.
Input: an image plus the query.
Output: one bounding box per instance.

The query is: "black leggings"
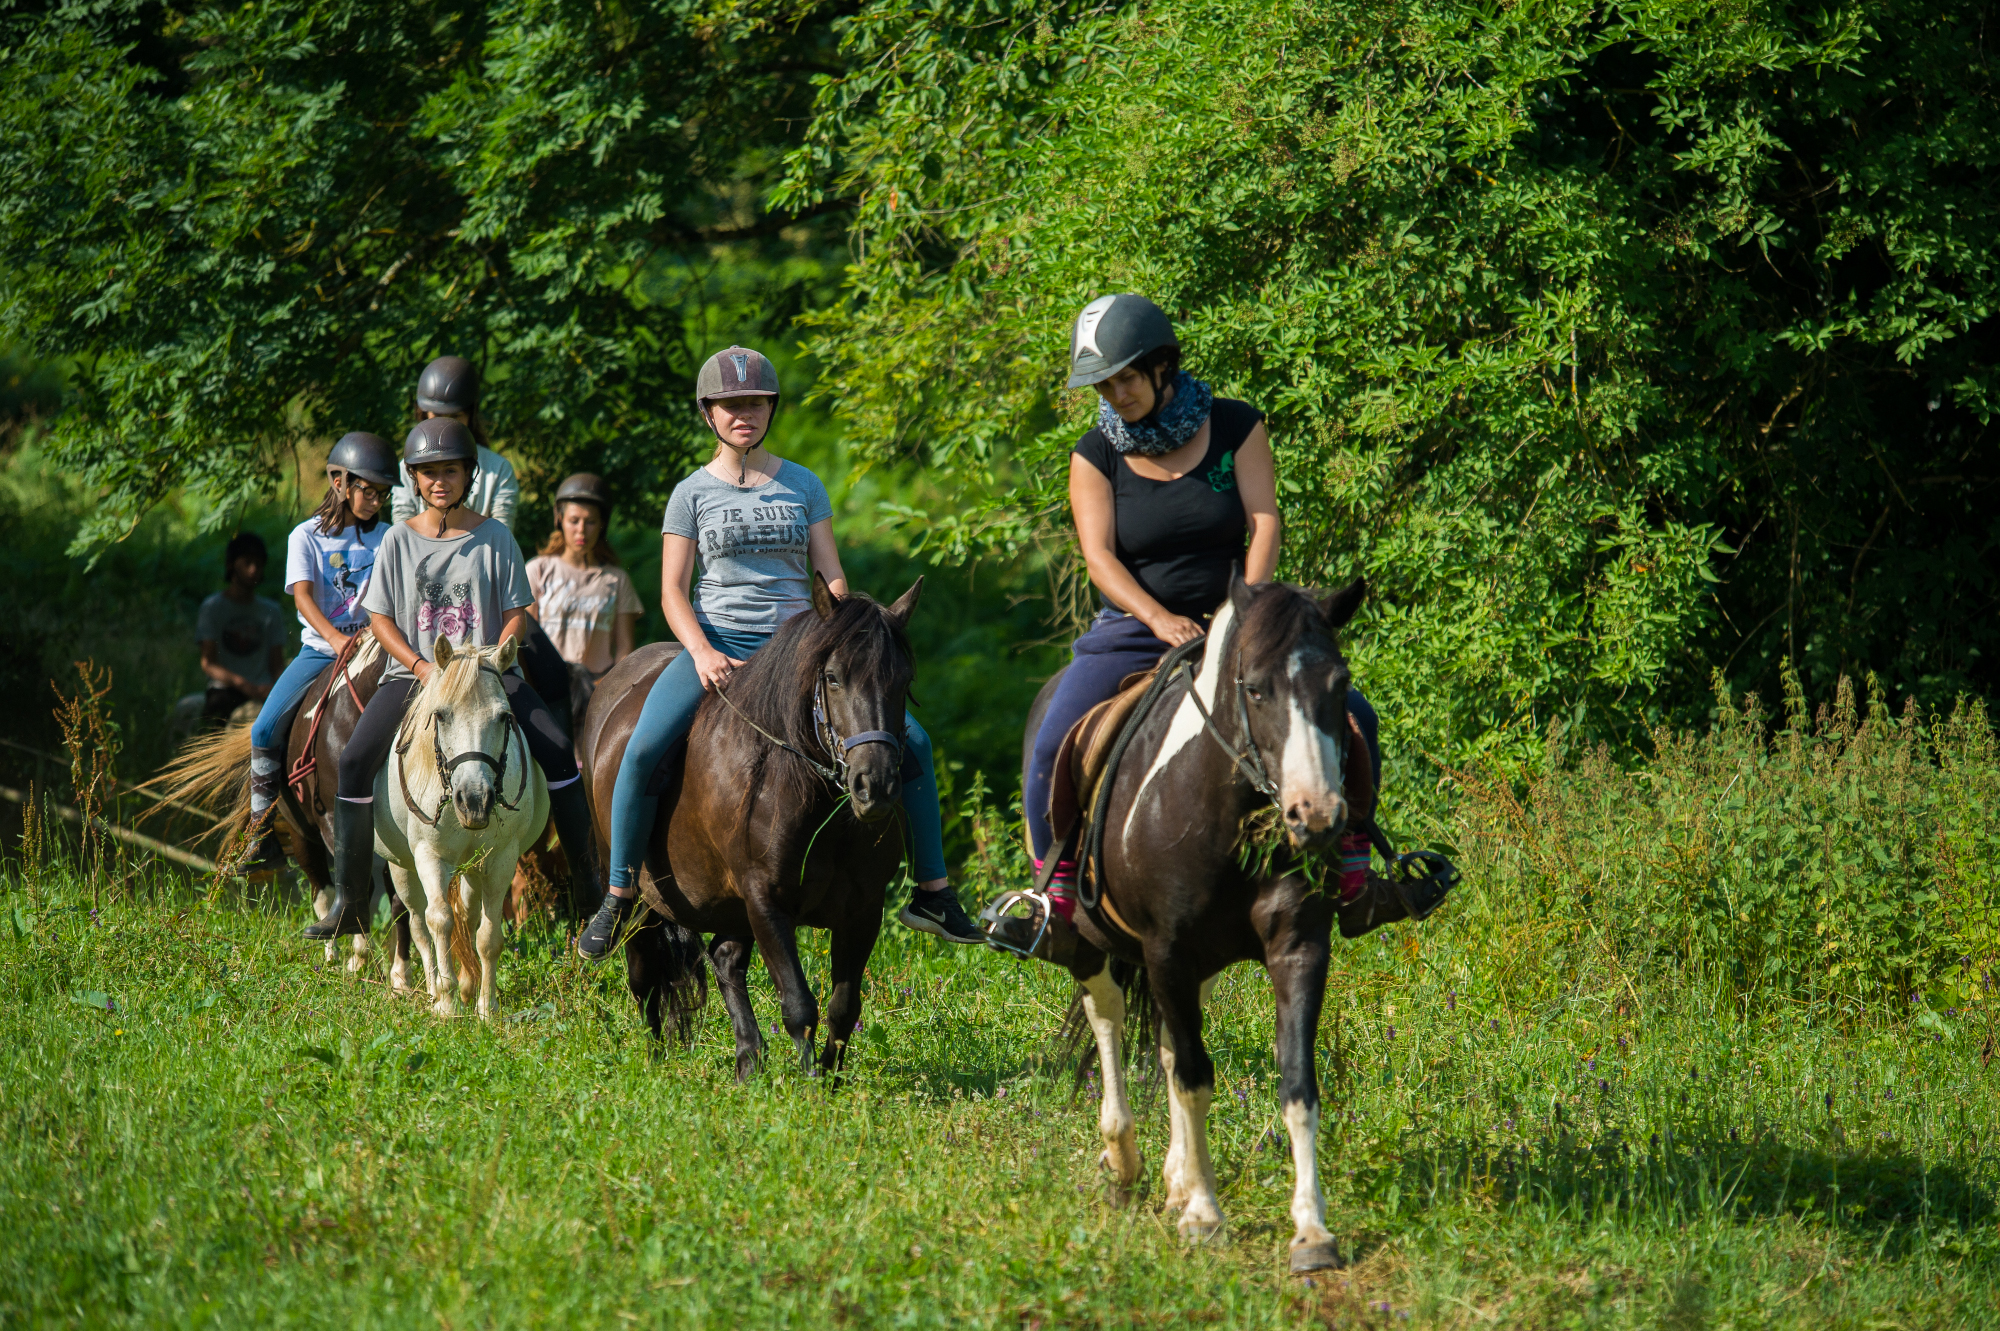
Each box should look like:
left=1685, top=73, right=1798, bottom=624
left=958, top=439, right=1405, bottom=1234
left=337, top=672, right=580, bottom=801
left=515, top=622, right=574, bottom=731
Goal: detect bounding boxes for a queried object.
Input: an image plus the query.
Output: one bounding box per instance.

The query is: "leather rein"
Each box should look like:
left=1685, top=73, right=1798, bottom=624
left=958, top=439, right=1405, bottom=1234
left=394, top=663, right=529, bottom=828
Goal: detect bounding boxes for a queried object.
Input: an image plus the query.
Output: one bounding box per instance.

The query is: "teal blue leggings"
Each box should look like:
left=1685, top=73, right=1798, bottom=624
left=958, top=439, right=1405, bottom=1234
left=608, top=627, right=946, bottom=890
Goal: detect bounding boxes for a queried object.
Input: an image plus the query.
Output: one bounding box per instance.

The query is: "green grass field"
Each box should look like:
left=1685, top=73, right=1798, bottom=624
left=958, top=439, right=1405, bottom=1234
left=4, top=856, right=1995, bottom=1329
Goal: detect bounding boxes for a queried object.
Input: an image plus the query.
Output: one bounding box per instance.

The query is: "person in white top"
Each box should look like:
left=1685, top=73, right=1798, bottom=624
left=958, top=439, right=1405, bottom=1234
left=525, top=473, right=643, bottom=680
left=242, top=432, right=396, bottom=872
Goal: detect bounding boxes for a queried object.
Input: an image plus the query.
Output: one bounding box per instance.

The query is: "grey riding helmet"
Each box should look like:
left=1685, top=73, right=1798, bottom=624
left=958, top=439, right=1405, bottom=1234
left=326, top=432, right=398, bottom=488
left=552, top=471, right=613, bottom=527
left=416, top=355, right=479, bottom=416
left=694, top=346, right=781, bottom=408
left=1065, top=294, right=1178, bottom=389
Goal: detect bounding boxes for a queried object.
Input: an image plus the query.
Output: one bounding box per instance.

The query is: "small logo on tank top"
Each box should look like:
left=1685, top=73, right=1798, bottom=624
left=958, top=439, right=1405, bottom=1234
left=1210, top=450, right=1237, bottom=493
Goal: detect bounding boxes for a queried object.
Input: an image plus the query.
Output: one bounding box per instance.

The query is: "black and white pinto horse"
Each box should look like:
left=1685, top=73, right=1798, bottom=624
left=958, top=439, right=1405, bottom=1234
left=1026, top=574, right=1447, bottom=1271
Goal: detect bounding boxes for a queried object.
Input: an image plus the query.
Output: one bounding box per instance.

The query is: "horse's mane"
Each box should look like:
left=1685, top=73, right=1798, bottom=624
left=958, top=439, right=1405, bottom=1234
left=1230, top=582, right=1341, bottom=673
left=706, top=595, right=913, bottom=809
left=403, top=645, right=505, bottom=739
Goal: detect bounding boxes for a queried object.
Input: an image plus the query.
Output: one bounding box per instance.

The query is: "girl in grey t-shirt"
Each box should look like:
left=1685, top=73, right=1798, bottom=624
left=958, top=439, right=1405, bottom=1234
left=303, top=418, right=602, bottom=941
left=575, top=345, right=982, bottom=958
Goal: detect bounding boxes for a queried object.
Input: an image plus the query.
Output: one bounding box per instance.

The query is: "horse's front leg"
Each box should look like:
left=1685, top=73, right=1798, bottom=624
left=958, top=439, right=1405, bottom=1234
left=1154, top=967, right=1223, bottom=1240
left=414, top=847, right=462, bottom=1018
left=1080, top=961, right=1140, bottom=1191
left=388, top=862, right=434, bottom=998
left=820, top=899, right=883, bottom=1077
left=743, top=883, right=818, bottom=1073
left=1269, top=936, right=1340, bottom=1272
left=709, top=934, right=764, bottom=1083
left=464, top=865, right=507, bottom=1020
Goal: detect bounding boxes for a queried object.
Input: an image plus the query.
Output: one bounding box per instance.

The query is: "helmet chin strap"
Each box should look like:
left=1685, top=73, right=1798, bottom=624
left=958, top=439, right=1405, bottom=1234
left=705, top=403, right=777, bottom=484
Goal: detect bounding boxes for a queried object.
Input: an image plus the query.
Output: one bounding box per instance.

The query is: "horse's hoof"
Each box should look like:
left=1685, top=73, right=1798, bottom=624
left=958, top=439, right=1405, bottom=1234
left=1289, top=1241, right=1344, bottom=1274
left=1178, top=1216, right=1223, bottom=1244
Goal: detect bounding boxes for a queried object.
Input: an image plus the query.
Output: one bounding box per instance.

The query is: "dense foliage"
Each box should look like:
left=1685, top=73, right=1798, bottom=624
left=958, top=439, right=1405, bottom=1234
left=784, top=0, right=1999, bottom=760
left=0, top=0, right=848, bottom=550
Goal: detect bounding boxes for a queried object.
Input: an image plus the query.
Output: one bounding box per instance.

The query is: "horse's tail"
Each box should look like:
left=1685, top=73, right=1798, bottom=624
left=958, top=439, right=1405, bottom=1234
left=1048, top=957, right=1160, bottom=1103
left=145, top=721, right=255, bottom=842
left=628, top=908, right=709, bottom=1045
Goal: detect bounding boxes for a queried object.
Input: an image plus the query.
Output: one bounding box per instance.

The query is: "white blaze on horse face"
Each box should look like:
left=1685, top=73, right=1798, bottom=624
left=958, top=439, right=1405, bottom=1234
left=1122, top=599, right=1238, bottom=848
left=1278, top=651, right=1344, bottom=838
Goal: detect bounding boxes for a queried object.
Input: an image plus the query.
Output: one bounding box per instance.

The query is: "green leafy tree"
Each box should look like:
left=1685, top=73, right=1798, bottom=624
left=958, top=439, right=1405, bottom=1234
left=0, top=0, right=851, bottom=552
left=782, top=0, right=1998, bottom=762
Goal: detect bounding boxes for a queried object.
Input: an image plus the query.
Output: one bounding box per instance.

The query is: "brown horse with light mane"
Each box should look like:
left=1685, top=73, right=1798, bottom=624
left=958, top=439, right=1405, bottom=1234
left=576, top=575, right=922, bottom=1078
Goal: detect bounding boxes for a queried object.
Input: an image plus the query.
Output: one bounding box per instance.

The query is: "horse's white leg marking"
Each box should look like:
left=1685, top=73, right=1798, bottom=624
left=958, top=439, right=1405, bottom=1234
left=1121, top=599, right=1238, bottom=847
left=315, top=888, right=338, bottom=966
left=1159, top=1038, right=1190, bottom=1211
left=386, top=863, right=420, bottom=994
left=1160, top=974, right=1224, bottom=1226
left=1080, top=965, right=1139, bottom=1186
left=1285, top=1099, right=1334, bottom=1251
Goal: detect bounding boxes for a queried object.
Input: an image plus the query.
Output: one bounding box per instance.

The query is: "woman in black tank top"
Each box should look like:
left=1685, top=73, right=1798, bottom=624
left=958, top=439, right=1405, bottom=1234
left=988, top=294, right=1382, bottom=960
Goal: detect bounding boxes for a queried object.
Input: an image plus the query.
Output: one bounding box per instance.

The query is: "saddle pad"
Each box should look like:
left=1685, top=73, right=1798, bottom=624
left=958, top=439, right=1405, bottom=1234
left=1046, top=668, right=1159, bottom=846
left=300, top=633, right=382, bottom=727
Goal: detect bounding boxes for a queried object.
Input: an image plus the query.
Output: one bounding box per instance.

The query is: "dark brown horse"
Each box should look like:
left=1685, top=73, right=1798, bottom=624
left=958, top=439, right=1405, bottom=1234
left=1017, top=574, right=1451, bottom=1272
left=577, top=575, right=922, bottom=1079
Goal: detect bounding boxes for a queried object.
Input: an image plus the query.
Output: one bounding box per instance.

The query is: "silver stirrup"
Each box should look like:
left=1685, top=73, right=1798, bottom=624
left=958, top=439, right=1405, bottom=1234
left=978, top=887, right=1054, bottom=958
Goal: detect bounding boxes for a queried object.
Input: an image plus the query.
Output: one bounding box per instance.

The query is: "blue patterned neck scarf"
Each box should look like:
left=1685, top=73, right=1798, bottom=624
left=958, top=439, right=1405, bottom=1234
left=1097, top=372, right=1213, bottom=456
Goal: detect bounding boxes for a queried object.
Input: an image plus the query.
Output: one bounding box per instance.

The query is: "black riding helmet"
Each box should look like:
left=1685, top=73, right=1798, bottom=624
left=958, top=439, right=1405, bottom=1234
left=416, top=355, right=479, bottom=416
left=403, top=417, right=480, bottom=514
left=1066, top=294, right=1178, bottom=389
left=552, top=472, right=613, bottom=527
left=326, top=432, right=398, bottom=488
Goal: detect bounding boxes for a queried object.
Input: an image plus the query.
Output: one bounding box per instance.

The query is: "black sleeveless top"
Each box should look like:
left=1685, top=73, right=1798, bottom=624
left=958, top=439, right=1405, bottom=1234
left=1073, top=397, right=1262, bottom=619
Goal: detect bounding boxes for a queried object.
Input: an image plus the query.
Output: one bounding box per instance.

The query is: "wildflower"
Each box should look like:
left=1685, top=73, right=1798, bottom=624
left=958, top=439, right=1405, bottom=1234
left=995, top=1087, right=1008, bottom=1099
left=1446, top=990, right=1456, bottom=1011
left=1616, top=1034, right=1628, bottom=1051
left=1234, top=1086, right=1248, bottom=1105
left=1587, top=1058, right=1596, bottom=1072
left=1504, top=1118, right=1514, bottom=1130
left=1824, top=1092, right=1834, bottom=1110
left=1490, top=1019, right=1499, bottom=1032
left=1386, top=1024, right=1396, bottom=1042
left=853, top=1020, right=863, bottom=1034
left=1598, top=1079, right=1608, bottom=1093
left=770, top=1022, right=779, bottom=1034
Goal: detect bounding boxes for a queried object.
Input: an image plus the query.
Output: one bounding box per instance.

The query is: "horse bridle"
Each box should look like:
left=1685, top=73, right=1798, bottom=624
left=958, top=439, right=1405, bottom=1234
left=710, top=673, right=903, bottom=788
left=1180, top=652, right=1351, bottom=814
left=394, top=664, right=529, bottom=828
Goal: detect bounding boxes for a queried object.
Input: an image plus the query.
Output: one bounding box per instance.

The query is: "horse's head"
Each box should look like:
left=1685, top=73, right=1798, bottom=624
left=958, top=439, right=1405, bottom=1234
left=422, top=637, right=520, bottom=831
left=807, top=573, right=922, bottom=822
left=1223, top=573, right=1367, bottom=851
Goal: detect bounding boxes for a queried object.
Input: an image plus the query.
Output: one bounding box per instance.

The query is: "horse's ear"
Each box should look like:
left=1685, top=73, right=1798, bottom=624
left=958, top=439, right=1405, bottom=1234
left=434, top=638, right=456, bottom=669
left=885, top=577, right=923, bottom=630
left=495, top=634, right=518, bottom=671
left=1227, top=567, right=1254, bottom=618
left=811, top=571, right=837, bottom=622
left=1319, top=578, right=1367, bottom=629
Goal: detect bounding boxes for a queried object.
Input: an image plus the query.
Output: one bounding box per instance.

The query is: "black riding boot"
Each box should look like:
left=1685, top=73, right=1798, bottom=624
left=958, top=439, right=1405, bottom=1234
left=303, top=800, right=376, bottom=939
left=243, top=746, right=290, bottom=874
left=546, top=781, right=602, bottom=922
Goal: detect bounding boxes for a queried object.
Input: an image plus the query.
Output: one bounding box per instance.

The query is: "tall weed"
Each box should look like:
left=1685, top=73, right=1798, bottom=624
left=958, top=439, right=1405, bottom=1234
left=1451, top=670, right=2000, bottom=1015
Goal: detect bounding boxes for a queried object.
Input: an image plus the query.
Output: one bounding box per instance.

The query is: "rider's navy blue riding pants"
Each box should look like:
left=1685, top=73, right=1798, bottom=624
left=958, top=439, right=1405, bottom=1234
left=607, top=626, right=948, bottom=891
left=1024, top=610, right=1381, bottom=861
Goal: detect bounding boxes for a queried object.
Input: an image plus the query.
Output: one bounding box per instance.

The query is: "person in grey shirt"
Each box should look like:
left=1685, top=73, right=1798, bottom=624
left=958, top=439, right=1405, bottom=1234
left=303, top=417, right=603, bottom=941
left=386, top=354, right=576, bottom=720
left=576, top=344, right=982, bottom=959
left=195, top=531, right=289, bottom=730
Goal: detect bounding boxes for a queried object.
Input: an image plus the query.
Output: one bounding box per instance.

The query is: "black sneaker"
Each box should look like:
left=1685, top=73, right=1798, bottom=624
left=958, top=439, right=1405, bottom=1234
left=575, top=891, right=637, bottom=962
left=898, top=886, right=983, bottom=944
